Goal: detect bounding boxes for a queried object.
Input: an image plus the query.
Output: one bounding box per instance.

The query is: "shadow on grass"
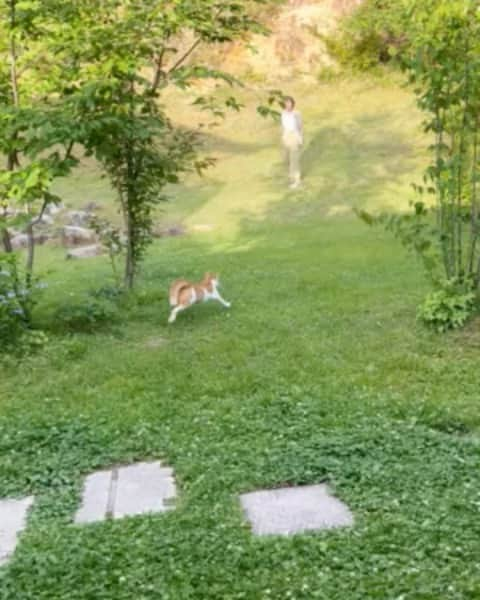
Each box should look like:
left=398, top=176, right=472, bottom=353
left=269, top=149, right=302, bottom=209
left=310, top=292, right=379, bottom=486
left=160, top=179, right=227, bottom=226
left=200, top=130, right=273, bottom=155
left=256, top=110, right=420, bottom=225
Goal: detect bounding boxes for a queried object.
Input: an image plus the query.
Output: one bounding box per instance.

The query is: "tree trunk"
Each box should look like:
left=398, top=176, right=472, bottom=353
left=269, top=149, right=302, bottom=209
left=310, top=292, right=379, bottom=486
left=9, top=0, right=20, bottom=109
left=124, top=210, right=135, bottom=290
left=8, top=1, right=20, bottom=170
left=1, top=228, right=13, bottom=253
left=25, top=223, right=34, bottom=287
left=120, top=191, right=135, bottom=290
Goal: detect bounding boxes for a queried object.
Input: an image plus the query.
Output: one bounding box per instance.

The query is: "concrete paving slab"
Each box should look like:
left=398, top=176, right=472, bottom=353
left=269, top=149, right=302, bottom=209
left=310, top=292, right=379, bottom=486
left=240, top=484, right=353, bottom=536
left=114, top=462, right=176, bottom=519
left=0, top=496, right=34, bottom=566
left=75, top=461, right=176, bottom=524
left=74, top=469, right=112, bottom=524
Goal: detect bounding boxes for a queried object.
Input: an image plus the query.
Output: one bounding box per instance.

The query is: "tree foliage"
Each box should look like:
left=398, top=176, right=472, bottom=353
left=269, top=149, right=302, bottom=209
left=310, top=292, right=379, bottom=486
left=0, top=0, right=274, bottom=304
left=50, top=0, right=270, bottom=288
left=361, top=0, right=480, bottom=331
left=0, top=0, right=78, bottom=286
left=325, top=0, right=410, bottom=71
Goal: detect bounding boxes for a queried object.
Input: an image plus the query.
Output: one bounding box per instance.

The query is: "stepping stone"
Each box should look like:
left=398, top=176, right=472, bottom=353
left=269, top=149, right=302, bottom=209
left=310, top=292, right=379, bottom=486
left=75, top=469, right=112, bottom=524
left=114, top=463, right=175, bottom=519
left=75, top=461, right=176, bottom=524
left=0, top=496, right=34, bottom=566
left=240, top=484, right=353, bottom=536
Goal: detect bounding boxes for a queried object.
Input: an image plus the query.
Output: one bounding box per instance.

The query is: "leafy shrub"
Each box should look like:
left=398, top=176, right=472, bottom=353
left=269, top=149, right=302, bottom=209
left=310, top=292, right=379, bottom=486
left=0, top=253, right=34, bottom=348
left=90, top=284, right=125, bottom=302
left=324, top=0, right=409, bottom=71
left=317, top=66, right=340, bottom=83
left=359, top=1, right=480, bottom=333
left=88, top=216, right=125, bottom=286
left=54, top=296, right=118, bottom=333
left=418, top=283, right=476, bottom=333
left=359, top=205, right=479, bottom=333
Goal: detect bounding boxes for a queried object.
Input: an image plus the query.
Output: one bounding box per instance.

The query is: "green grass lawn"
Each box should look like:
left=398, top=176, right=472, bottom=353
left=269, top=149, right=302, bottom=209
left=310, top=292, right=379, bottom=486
left=1, top=77, right=480, bottom=599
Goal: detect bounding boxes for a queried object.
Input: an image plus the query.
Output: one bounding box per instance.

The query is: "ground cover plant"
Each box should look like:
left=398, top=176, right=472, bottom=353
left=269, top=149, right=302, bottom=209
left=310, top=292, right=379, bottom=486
left=1, top=75, right=480, bottom=599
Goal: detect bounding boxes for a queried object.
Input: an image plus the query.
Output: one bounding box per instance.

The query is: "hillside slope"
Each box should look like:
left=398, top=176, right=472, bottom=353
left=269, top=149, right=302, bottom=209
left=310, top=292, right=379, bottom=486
left=196, top=0, right=363, bottom=81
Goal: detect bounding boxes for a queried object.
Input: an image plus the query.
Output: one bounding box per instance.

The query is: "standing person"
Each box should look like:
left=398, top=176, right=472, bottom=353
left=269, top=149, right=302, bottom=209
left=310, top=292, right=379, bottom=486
left=281, top=96, right=303, bottom=189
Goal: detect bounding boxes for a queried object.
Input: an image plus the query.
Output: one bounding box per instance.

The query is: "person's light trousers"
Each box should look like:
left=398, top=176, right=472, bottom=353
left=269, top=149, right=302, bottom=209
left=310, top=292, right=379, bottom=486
left=283, top=132, right=302, bottom=184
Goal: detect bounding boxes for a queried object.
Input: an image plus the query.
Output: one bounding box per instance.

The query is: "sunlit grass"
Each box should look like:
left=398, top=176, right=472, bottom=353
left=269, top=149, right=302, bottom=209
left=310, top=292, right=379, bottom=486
left=1, top=76, right=479, bottom=600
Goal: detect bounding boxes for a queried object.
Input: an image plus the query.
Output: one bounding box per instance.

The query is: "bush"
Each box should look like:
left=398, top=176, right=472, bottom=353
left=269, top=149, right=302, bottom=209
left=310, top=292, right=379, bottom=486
left=417, top=283, right=476, bottom=333
left=90, top=285, right=125, bottom=302
left=88, top=216, right=125, bottom=286
left=0, top=253, right=34, bottom=348
left=325, top=0, right=409, bottom=72
left=54, top=296, right=118, bottom=333
left=360, top=1, right=480, bottom=333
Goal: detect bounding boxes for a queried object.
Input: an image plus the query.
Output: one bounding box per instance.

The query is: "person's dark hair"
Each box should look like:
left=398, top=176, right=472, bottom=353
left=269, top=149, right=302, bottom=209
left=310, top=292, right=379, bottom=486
left=284, top=96, right=295, bottom=108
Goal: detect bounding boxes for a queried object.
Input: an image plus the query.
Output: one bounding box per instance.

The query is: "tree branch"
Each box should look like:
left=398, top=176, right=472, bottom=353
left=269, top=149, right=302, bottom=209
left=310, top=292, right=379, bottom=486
left=164, top=6, right=224, bottom=80
left=151, top=48, right=166, bottom=92
left=64, top=140, right=75, bottom=161
left=167, top=37, right=202, bottom=74
left=27, top=198, right=49, bottom=230
left=25, top=198, right=48, bottom=284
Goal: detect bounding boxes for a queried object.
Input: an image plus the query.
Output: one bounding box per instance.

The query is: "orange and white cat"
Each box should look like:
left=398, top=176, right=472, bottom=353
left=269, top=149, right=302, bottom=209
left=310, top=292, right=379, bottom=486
left=168, top=272, right=231, bottom=323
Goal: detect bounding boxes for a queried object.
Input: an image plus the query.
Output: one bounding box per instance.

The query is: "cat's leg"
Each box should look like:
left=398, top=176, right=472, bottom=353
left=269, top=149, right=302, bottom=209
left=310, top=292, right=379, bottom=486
left=168, top=304, right=187, bottom=323
left=213, top=291, right=231, bottom=308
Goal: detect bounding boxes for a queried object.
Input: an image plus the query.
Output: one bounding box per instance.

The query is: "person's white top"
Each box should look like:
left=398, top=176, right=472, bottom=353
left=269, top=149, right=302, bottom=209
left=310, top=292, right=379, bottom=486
left=281, top=110, right=302, bottom=136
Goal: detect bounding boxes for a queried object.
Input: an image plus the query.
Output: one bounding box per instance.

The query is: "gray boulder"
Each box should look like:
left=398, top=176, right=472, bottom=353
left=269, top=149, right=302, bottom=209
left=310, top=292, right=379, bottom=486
left=10, top=234, right=29, bottom=250
left=67, top=210, right=91, bottom=227
left=82, top=202, right=100, bottom=212
left=63, top=225, right=97, bottom=246
left=10, top=232, right=51, bottom=250
left=37, top=214, right=54, bottom=226
left=45, top=202, right=64, bottom=216
left=35, top=233, right=50, bottom=246
left=66, top=244, right=103, bottom=259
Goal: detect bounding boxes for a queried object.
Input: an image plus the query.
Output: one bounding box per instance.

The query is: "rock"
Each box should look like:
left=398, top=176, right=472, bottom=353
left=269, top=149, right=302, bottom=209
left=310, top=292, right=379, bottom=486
left=37, top=214, right=54, bottom=227
left=45, top=202, right=63, bottom=216
left=4, top=207, right=23, bottom=218
left=10, top=234, right=29, bottom=250
left=62, top=225, right=97, bottom=246
left=10, top=232, right=52, bottom=250
left=67, top=210, right=92, bottom=227
left=34, top=233, right=50, bottom=246
left=66, top=244, right=102, bottom=259
left=82, top=202, right=100, bottom=212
